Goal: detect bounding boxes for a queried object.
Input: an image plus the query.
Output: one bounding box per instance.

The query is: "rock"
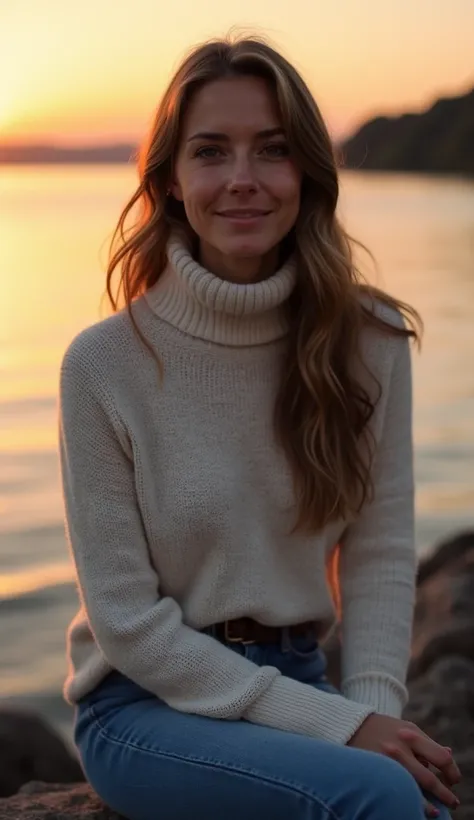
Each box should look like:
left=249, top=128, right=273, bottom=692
left=323, top=531, right=474, bottom=816
left=416, top=531, right=474, bottom=586
left=0, top=708, right=84, bottom=798
left=404, top=656, right=474, bottom=748
left=403, top=531, right=474, bottom=818
left=0, top=782, right=125, bottom=819
left=408, top=531, right=474, bottom=683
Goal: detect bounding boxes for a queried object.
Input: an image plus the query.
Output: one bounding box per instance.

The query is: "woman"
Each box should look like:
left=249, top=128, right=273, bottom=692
left=59, top=35, right=460, bottom=820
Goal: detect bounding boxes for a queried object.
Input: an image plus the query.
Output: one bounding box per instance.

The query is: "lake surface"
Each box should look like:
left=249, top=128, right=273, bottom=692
left=1, top=165, right=473, bottom=738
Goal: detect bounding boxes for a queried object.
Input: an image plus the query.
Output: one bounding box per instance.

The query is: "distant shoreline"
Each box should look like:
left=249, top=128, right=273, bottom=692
left=340, top=86, right=473, bottom=177
left=0, top=144, right=136, bottom=165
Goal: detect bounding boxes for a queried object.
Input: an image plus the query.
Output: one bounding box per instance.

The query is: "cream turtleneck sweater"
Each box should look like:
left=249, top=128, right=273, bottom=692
left=59, top=233, right=416, bottom=746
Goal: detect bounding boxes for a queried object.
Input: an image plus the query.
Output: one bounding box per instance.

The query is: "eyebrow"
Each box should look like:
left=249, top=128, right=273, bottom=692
left=187, top=127, right=286, bottom=143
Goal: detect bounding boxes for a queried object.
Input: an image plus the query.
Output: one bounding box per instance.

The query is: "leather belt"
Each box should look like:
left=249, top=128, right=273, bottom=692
left=213, top=617, right=323, bottom=646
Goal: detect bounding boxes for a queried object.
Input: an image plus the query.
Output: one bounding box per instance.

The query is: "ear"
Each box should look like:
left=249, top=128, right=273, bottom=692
left=169, top=179, right=184, bottom=201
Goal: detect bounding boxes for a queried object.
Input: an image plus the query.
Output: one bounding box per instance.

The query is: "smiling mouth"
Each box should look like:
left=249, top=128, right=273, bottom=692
left=216, top=210, right=272, bottom=218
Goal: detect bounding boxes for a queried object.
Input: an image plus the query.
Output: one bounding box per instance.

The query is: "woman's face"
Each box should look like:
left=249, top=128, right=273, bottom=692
left=171, top=75, right=302, bottom=283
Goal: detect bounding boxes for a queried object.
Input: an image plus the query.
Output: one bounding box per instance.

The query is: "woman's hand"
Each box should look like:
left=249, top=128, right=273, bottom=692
left=348, top=714, right=461, bottom=816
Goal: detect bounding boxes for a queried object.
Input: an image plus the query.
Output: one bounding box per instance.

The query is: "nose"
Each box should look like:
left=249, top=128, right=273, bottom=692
left=226, top=156, right=259, bottom=194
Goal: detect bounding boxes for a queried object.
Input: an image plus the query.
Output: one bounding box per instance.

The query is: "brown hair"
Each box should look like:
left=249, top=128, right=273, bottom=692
left=106, top=32, right=421, bottom=533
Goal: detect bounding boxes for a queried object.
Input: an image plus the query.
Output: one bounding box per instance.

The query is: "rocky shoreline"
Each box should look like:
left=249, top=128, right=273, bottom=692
left=1, top=530, right=473, bottom=819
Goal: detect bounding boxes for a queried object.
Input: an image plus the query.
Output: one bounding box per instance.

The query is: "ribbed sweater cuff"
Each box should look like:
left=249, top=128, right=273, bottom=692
left=342, top=673, right=408, bottom=718
left=244, top=674, right=375, bottom=745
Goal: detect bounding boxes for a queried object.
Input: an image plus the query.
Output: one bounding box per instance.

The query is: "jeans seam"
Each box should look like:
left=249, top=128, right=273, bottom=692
left=89, top=705, right=342, bottom=820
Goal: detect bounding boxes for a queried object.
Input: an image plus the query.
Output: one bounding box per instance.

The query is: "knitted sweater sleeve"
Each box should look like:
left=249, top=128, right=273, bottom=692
left=59, top=339, right=373, bottom=745
left=339, top=334, right=417, bottom=717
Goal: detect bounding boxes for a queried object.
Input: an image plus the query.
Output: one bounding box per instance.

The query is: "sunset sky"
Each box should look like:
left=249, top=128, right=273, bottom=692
left=1, top=0, right=473, bottom=146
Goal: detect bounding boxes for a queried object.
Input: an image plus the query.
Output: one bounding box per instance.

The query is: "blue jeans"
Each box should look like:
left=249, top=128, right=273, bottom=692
left=75, top=632, right=448, bottom=820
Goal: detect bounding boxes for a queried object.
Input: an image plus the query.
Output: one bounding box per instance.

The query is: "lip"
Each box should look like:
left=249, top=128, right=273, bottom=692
left=216, top=209, right=272, bottom=218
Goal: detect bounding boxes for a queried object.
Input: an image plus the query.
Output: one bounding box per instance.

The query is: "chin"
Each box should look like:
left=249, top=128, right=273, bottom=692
left=218, top=234, right=276, bottom=259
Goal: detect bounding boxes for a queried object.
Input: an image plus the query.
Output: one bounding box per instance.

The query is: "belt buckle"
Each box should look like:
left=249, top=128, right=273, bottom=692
left=224, top=620, right=256, bottom=646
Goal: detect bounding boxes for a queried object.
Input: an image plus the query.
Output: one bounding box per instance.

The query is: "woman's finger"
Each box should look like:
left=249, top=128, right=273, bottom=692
left=418, top=757, right=451, bottom=789
left=424, top=798, right=440, bottom=818
left=398, top=729, right=462, bottom=784
left=382, top=743, right=460, bottom=810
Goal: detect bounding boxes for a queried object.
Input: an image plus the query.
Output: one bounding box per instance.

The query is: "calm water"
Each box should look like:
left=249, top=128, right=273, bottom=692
left=1, top=165, right=473, bottom=739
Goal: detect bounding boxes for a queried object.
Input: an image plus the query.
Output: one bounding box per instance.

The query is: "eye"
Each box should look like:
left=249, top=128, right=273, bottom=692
left=193, top=146, right=223, bottom=159
left=262, top=142, right=290, bottom=158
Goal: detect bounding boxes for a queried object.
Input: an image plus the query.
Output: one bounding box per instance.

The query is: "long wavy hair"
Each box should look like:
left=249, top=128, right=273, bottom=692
left=106, top=33, right=421, bottom=534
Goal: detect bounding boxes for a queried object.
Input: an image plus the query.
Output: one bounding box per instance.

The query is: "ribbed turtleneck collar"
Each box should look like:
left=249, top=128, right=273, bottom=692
left=144, top=231, right=297, bottom=346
